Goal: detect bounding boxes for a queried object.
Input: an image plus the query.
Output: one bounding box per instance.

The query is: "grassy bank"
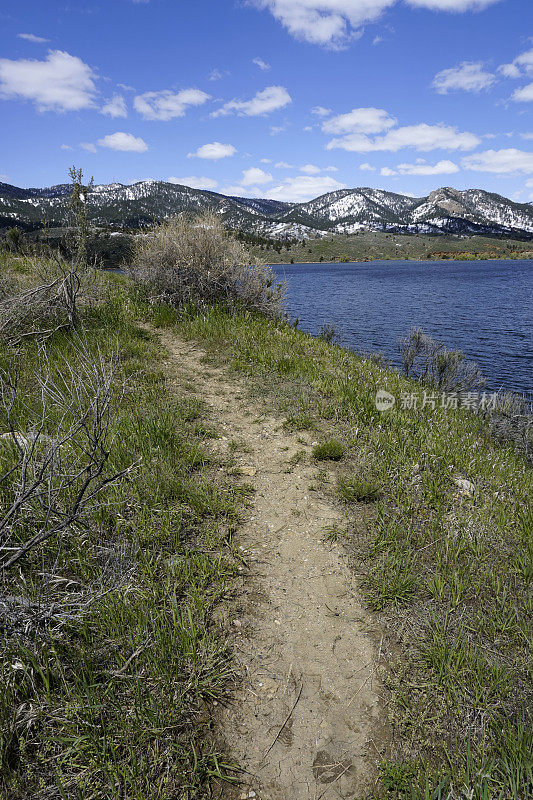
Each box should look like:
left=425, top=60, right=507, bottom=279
left=0, top=256, right=246, bottom=798
left=256, top=230, right=533, bottom=264
left=1, top=250, right=531, bottom=799
left=148, top=302, right=532, bottom=799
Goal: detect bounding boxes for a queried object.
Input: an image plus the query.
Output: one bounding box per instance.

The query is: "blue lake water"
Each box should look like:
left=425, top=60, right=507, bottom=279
left=272, top=259, right=533, bottom=395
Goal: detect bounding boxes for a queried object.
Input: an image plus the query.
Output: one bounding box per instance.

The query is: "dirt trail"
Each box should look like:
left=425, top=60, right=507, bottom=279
left=159, top=332, right=383, bottom=800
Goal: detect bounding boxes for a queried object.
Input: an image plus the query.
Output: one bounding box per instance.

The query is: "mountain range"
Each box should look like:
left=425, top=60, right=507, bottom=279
left=1, top=180, right=532, bottom=241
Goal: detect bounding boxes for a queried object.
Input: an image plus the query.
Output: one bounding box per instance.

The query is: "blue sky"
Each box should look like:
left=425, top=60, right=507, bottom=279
left=0, top=0, right=532, bottom=202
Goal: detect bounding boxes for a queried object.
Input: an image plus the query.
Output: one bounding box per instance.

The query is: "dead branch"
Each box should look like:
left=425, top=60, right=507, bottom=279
left=0, top=336, right=138, bottom=570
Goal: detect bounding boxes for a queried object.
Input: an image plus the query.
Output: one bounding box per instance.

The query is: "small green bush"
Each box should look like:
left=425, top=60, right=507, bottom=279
left=313, top=439, right=344, bottom=460
left=337, top=475, right=381, bottom=503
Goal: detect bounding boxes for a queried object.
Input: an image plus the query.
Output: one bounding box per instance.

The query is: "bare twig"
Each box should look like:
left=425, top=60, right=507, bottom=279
left=262, top=682, right=303, bottom=761
left=0, top=336, right=137, bottom=570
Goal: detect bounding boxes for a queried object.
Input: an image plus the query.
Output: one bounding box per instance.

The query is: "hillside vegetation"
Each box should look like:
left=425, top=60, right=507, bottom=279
left=0, top=206, right=531, bottom=799
left=258, top=230, right=533, bottom=264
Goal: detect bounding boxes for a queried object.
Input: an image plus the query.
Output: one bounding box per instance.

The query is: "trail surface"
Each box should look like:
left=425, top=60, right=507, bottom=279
left=159, top=331, right=383, bottom=800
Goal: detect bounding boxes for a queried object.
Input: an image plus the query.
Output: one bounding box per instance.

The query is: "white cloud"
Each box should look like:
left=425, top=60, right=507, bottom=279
left=265, top=174, right=346, bottom=202
left=80, top=142, right=97, bottom=153
left=18, top=33, right=49, bottom=43
left=240, top=167, right=274, bottom=186
left=407, top=0, right=500, bottom=9
left=255, top=1, right=500, bottom=47
left=359, top=162, right=375, bottom=171
left=512, top=82, right=533, bottom=102
left=499, top=47, right=533, bottom=80
left=101, top=94, right=127, bottom=118
left=327, top=122, right=480, bottom=152
left=188, top=142, right=237, bottom=160
left=300, top=163, right=321, bottom=174
left=432, top=61, right=495, bottom=94
left=60, top=144, right=73, bottom=150
left=380, top=167, right=396, bottom=176
left=381, top=159, right=459, bottom=176
left=373, top=35, right=383, bottom=45
left=497, top=47, right=533, bottom=101
left=0, top=49, right=96, bottom=111
left=275, top=161, right=293, bottom=168
left=212, top=85, right=291, bottom=117
left=498, top=62, right=520, bottom=79
left=256, top=1, right=395, bottom=47
left=270, top=124, right=287, bottom=135
left=134, top=88, right=210, bottom=120
left=167, top=176, right=218, bottom=190
left=513, top=48, right=533, bottom=74
left=253, top=57, right=271, bottom=70
left=462, top=148, right=533, bottom=174
left=260, top=158, right=272, bottom=163
left=521, top=133, right=533, bottom=141
left=98, top=132, right=148, bottom=152
left=325, top=165, right=338, bottom=171
left=322, top=107, right=396, bottom=135
left=311, top=105, right=331, bottom=117
left=209, top=68, right=227, bottom=81
left=219, top=184, right=254, bottom=196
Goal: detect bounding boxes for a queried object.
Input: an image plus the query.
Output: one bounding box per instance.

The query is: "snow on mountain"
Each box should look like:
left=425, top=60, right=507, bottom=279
left=410, top=187, right=533, bottom=233
left=0, top=180, right=532, bottom=240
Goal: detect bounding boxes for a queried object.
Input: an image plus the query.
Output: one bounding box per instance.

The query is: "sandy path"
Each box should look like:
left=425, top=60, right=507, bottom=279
left=159, top=331, right=383, bottom=800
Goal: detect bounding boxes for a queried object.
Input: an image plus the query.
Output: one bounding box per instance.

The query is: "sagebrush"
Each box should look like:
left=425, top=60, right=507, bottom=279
left=128, top=213, right=286, bottom=317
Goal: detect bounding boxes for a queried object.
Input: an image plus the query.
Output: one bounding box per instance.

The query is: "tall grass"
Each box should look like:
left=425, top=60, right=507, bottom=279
left=0, top=263, right=243, bottom=798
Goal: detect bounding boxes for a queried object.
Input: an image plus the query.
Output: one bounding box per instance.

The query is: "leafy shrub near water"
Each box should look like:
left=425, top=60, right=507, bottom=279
left=128, top=212, right=286, bottom=317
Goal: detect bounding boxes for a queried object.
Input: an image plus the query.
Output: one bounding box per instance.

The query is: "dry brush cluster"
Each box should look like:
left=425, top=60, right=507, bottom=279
left=0, top=257, right=103, bottom=345
left=398, top=328, right=532, bottom=460
left=127, top=212, right=286, bottom=318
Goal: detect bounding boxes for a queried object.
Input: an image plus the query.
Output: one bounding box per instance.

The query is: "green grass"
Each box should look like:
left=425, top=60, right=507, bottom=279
left=2, top=256, right=531, bottom=799
left=313, top=439, right=345, bottom=460
left=254, top=230, right=533, bottom=265
left=337, top=474, right=382, bottom=502
left=153, top=301, right=532, bottom=800
left=0, top=265, right=244, bottom=799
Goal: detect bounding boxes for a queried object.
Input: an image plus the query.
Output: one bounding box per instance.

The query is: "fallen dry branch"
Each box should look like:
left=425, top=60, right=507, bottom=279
left=0, top=336, right=137, bottom=571
left=0, top=256, right=84, bottom=344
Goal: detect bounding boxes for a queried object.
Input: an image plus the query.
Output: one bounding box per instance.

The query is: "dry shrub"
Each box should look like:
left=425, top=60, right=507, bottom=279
left=0, top=337, right=136, bottom=571
left=483, top=391, right=533, bottom=463
left=0, top=256, right=102, bottom=343
left=128, top=213, right=286, bottom=317
left=398, top=327, right=485, bottom=392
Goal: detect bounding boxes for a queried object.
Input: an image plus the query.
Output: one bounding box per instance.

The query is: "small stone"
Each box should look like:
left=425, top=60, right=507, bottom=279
left=249, top=792, right=256, bottom=798
left=0, top=432, right=29, bottom=449
left=454, top=477, right=475, bottom=496
left=239, top=466, right=257, bottom=476
left=233, top=619, right=242, bottom=628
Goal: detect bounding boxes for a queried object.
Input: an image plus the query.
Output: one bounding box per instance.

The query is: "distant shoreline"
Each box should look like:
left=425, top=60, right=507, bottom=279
left=267, top=255, right=533, bottom=266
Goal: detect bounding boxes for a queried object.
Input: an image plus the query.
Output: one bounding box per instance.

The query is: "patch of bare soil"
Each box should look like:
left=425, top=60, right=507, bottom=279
left=158, top=331, right=385, bottom=800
